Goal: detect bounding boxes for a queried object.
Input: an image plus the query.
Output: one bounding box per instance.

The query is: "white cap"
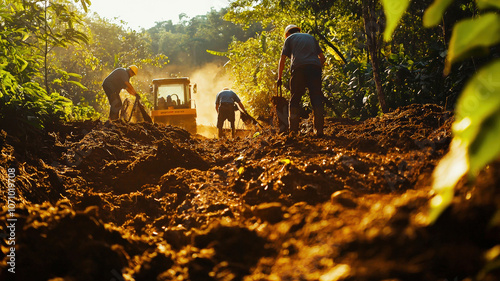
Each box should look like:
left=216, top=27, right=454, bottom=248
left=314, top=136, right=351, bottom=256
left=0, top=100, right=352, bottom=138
left=284, top=25, right=301, bottom=35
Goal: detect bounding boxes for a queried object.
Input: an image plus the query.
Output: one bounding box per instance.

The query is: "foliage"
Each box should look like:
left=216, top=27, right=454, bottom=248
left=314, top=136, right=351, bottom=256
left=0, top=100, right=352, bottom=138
left=5, top=0, right=90, bottom=95
left=0, top=0, right=98, bottom=129
left=381, top=0, right=500, bottom=223
left=50, top=8, right=258, bottom=117
left=147, top=8, right=262, bottom=67
left=226, top=30, right=284, bottom=116
left=50, top=14, right=169, bottom=115
left=225, top=0, right=452, bottom=119
left=221, top=0, right=293, bottom=116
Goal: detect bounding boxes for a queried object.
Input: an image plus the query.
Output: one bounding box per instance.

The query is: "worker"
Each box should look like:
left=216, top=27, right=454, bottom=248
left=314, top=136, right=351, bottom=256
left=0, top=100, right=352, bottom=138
left=277, top=25, right=326, bottom=137
left=215, top=87, right=247, bottom=139
left=102, top=65, right=139, bottom=120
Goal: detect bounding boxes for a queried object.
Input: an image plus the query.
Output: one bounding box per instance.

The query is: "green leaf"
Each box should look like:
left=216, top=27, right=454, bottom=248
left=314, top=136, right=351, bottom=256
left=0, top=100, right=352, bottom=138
left=454, top=59, right=500, bottom=146
left=477, top=0, right=500, bottom=10
left=381, top=0, right=411, bottom=42
left=445, top=13, right=500, bottom=74
left=429, top=139, right=469, bottom=224
left=430, top=59, right=500, bottom=223
left=261, top=33, right=267, bottom=52
left=81, top=1, right=88, bottom=13
left=423, top=0, right=454, bottom=27
left=16, top=56, right=28, bottom=72
left=206, top=49, right=227, bottom=57
left=22, top=32, right=30, bottom=41
left=469, top=111, right=500, bottom=176
left=67, top=72, right=82, bottom=78
left=68, top=80, right=88, bottom=90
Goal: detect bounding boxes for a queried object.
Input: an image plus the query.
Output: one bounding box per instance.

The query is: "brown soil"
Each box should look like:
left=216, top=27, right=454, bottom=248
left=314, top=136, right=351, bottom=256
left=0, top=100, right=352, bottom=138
left=1, top=104, right=499, bottom=281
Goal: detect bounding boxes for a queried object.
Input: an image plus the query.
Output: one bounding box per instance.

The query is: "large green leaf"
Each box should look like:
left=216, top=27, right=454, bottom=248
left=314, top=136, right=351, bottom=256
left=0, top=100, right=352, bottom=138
left=469, top=111, right=500, bottom=176
left=445, top=13, right=500, bottom=74
left=476, top=0, right=500, bottom=10
left=429, top=138, right=469, bottom=223
left=430, top=59, right=500, bottom=223
left=423, top=0, right=454, bottom=27
left=381, top=0, right=411, bottom=42
left=454, top=59, right=500, bottom=147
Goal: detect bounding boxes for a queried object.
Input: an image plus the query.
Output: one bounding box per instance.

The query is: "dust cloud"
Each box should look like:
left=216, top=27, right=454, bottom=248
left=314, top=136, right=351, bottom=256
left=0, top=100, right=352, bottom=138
left=188, top=63, right=244, bottom=138
left=189, top=63, right=232, bottom=127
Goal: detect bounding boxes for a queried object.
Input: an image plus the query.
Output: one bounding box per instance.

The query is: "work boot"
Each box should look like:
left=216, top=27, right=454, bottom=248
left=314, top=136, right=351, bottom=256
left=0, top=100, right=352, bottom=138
left=218, top=128, right=224, bottom=139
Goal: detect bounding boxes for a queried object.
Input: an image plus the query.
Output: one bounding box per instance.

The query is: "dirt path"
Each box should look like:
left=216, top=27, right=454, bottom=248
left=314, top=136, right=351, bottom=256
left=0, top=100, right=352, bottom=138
left=1, top=104, right=499, bottom=281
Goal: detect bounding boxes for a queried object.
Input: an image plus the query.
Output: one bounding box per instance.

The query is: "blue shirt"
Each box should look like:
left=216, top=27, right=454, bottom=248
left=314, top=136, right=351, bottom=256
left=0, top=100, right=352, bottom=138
left=216, top=90, right=240, bottom=105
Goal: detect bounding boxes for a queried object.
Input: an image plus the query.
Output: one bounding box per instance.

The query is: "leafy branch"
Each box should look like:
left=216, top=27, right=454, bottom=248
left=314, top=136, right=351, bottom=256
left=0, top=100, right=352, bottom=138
left=381, top=0, right=500, bottom=223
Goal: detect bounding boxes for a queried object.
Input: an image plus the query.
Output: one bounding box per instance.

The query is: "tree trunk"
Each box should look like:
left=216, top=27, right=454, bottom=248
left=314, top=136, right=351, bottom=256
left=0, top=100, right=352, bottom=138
left=44, top=0, right=50, bottom=95
left=362, top=0, right=388, bottom=113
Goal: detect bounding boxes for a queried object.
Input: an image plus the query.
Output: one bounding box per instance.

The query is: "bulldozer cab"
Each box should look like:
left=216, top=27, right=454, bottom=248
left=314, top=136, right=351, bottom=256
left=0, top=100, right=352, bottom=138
left=150, top=77, right=197, bottom=133
left=153, top=78, right=193, bottom=110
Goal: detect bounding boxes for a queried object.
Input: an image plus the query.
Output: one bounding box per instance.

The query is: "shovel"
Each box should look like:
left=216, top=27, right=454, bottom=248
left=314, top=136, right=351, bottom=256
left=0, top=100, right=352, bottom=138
left=239, top=109, right=263, bottom=129
left=271, top=85, right=288, bottom=133
left=128, top=93, right=152, bottom=123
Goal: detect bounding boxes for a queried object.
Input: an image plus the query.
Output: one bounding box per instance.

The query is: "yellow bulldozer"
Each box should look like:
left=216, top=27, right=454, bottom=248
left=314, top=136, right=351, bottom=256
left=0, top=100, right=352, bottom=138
left=150, top=77, right=197, bottom=133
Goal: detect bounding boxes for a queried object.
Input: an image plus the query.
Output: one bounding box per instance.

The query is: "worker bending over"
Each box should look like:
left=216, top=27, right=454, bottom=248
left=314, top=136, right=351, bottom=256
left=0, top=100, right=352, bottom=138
left=102, top=65, right=139, bottom=120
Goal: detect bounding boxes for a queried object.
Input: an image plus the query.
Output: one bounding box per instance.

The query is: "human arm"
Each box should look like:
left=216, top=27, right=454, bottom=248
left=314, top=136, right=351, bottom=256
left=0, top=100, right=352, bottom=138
left=124, top=81, right=137, bottom=96
left=215, top=93, right=220, bottom=113
left=277, top=54, right=287, bottom=86
left=236, top=101, right=247, bottom=113
left=319, top=52, right=326, bottom=66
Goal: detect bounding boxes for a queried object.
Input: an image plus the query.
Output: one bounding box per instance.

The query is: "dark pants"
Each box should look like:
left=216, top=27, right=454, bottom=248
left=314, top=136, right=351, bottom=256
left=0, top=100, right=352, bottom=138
left=103, top=84, right=122, bottom=120
left=217, top=103, right=236, bottom=138
left=289, top=65, right=324, bottom=134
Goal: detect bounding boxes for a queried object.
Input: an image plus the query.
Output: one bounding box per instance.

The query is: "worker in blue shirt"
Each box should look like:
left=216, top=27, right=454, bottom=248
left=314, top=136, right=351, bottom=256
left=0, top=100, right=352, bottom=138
left=215, top=87, right=248, bottom=139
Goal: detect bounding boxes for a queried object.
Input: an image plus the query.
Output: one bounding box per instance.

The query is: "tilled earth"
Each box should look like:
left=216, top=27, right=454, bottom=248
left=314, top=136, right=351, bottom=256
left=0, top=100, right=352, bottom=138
left=1, top=104, right=500, bottom=281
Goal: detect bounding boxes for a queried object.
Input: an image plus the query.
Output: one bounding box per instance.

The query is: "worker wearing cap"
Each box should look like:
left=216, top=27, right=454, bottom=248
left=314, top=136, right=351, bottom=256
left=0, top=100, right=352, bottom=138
left=215, top=87, right=247, bottom=139
left=277, top=25, right=326, bottom=136
left=102, top=65, right=138, bottom=120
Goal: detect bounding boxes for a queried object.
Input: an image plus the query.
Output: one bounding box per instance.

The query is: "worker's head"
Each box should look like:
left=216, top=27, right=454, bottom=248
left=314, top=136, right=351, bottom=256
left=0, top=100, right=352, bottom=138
left=128, top=65, right=139, bottom=76
left=284, top=25, right=301, bottom=38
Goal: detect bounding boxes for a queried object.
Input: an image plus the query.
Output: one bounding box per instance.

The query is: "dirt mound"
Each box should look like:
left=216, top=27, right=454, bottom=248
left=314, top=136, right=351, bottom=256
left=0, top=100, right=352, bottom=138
left=1, top=104, right=499, bottom=281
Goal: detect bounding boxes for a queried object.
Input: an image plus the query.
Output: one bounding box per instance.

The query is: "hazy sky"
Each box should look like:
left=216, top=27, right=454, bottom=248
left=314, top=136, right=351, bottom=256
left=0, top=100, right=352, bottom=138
left=88, top=0, right=230, bottom=30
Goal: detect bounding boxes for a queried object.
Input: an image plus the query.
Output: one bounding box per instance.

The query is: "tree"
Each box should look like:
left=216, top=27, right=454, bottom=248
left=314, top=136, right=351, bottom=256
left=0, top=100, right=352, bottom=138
left=147, top=8, right=262, bottom=68
left=4, top=0, right=90, bottom=94
left=361, top=0, right=388, bottom=113
left=0, top=0, right=97, bottom=128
